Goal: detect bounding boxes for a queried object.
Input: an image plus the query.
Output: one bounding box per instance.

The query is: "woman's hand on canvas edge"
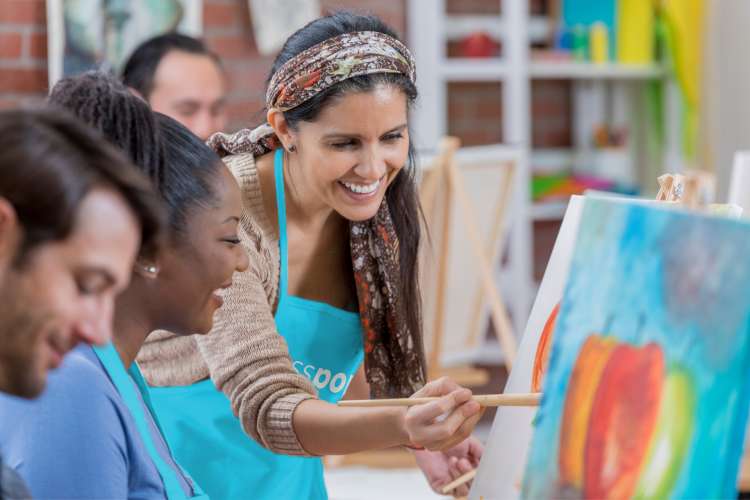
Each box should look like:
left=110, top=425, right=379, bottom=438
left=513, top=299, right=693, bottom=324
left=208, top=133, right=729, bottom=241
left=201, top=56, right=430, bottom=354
left=403, top=377, right=483, bottom=451
left=413, top=436, right=484, bottom=497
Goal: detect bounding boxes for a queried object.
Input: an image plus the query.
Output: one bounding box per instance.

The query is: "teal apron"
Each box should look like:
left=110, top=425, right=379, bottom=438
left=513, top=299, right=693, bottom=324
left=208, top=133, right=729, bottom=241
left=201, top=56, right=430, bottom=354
left=92, top=343, right=207, bottom=500
left=148, top=148, right=365, bottom=499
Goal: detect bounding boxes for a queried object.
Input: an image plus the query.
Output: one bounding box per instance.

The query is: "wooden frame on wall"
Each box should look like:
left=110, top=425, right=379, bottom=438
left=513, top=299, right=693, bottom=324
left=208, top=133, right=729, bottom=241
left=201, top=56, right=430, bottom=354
left=46, top=0, right=202, bottom=87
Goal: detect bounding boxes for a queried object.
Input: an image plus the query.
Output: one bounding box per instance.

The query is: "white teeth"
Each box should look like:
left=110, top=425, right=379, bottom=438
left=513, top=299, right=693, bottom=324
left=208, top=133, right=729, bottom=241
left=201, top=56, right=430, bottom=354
left=340, top=179, right=380, bottom=195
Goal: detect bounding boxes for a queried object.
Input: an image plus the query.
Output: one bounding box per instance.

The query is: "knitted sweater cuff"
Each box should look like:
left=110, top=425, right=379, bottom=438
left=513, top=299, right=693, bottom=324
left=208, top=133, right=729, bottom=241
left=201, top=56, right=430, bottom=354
left=263, top=392, right=316, bottom=456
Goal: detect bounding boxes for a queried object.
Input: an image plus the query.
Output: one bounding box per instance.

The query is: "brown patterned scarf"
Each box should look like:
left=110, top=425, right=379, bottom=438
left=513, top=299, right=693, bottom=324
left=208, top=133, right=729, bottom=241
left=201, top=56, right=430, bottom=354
left=209, top=31, right=425, bottom=398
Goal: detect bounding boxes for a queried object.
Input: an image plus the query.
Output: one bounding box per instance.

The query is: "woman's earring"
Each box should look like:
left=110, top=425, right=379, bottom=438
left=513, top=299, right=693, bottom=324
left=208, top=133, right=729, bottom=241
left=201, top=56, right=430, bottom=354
left=288, top=144, right=297, bottom=153
left=137, top=263, right=160, bottom=278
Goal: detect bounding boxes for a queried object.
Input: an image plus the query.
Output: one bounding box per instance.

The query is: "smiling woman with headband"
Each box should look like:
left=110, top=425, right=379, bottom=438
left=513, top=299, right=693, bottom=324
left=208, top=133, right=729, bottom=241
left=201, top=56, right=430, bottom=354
left=139, top=12, right=483, bottom=499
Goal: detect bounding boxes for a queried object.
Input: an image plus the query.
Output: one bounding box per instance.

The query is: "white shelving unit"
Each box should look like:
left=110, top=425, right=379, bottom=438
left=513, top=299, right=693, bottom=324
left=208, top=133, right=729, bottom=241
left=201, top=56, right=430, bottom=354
left=408, top=0, right=532, bottom=351
left=530, top=200, right=568, bottom=221
left=408, top=0, right=679, bottom=359
left=529, top=61, right=664, bottom=79
left=442, top=59, right=509, bottom=80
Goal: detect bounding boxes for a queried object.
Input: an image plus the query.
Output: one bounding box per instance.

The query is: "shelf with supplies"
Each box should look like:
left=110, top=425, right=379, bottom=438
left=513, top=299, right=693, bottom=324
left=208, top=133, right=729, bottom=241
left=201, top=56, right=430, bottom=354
left=444, top=14, right=551, bottom=43
left=529, top=61, right=665, bottom=80
left=441, top=58, right=509, bottom=81
left=408, top=0, right=680, bottom=360
left=440, top=59, right=664, bottom=82
left=530, top=200, right=569, bottom=221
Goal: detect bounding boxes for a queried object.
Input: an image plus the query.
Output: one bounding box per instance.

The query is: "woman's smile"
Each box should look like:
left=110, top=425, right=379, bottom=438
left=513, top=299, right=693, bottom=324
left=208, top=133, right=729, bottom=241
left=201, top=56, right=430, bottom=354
left=337, top=175, right=386, bottom=202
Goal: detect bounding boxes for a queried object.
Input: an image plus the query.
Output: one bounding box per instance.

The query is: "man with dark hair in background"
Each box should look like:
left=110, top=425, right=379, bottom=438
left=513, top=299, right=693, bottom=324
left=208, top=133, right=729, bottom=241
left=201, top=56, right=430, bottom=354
left=122, top=32, right=228, bottom=140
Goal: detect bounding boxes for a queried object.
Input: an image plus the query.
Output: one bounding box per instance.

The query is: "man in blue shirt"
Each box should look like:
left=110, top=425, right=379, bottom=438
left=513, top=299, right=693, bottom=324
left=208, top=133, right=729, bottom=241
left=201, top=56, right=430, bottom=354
left=0, top=109, right=161, bottom=499
left=0, top=344, right=197, bottom=498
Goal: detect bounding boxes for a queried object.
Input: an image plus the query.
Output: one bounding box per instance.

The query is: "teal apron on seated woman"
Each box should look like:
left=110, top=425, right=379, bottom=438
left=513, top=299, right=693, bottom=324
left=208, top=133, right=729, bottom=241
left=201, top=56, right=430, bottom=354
left=92, top=343, right=207, bottom=500
left=148, top=148, right=364, bottom=499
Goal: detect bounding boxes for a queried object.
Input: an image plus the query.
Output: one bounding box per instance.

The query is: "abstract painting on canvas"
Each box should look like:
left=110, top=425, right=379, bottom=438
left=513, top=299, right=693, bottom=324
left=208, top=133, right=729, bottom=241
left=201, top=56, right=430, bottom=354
left=523, top=199, right=750, bottom=499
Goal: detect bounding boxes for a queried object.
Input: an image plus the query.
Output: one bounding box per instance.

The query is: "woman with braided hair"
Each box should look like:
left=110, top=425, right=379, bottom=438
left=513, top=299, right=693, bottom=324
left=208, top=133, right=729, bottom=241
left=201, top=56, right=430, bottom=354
left=139, top=12, right=483, bottom=499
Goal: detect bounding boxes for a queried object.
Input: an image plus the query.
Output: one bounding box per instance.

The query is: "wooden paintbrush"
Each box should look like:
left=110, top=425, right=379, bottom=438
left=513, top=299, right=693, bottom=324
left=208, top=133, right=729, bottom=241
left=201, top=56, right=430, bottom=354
left=337, top=392, right=541, bottom=408
left=441, top=469, right=477, bottom=494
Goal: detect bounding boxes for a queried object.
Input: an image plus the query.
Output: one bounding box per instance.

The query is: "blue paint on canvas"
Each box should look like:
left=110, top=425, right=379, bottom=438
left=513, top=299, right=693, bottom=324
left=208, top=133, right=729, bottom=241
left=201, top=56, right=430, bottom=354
left=523, top=199, right=750, bottom=499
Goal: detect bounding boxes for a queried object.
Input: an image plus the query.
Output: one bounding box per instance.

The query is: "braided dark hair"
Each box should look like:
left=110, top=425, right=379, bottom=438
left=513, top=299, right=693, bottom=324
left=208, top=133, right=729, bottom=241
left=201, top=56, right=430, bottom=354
left=48, top=71, right=223, bottom=238
left=49, top=71, right=165, bottom=188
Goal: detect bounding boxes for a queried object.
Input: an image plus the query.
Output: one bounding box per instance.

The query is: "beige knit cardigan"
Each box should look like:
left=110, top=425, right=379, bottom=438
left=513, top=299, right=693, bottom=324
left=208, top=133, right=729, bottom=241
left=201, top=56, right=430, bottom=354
left=137, top=152, right=318, bottom=456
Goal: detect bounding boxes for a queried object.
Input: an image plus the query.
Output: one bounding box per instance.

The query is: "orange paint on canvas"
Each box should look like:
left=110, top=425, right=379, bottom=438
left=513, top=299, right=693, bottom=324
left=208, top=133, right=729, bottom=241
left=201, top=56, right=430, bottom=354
left=531, top=303, right=560, bottom=393
left=558, top=335, right=618, bottom=489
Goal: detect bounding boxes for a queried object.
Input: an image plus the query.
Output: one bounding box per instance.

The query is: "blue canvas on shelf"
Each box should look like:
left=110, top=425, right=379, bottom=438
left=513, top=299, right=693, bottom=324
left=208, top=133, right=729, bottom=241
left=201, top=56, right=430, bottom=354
left=562, top=0, right=616, bottom=29
left=522, top=199, right=750, bottom=499
left=561, top=0, right=616, bottom=58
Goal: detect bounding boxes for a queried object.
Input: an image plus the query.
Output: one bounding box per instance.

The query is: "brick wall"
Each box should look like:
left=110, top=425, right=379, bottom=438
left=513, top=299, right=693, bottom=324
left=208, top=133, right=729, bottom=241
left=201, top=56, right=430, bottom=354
left=0, top=0, right=406, bottom=131
left=0, top=0, right=47, bottom=108
left=445, top=0, right=546, bottom=16
left=446, top=80, right=573, bottom=148
left=448, top=81, right=504, bottom=146
left=531, top=80, right=571, bottom=147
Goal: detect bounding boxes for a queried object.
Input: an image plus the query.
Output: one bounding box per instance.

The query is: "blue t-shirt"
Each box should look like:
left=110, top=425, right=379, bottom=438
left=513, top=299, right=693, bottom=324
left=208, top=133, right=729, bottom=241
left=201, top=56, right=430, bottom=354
left=0, top=344, right=195, bottom=499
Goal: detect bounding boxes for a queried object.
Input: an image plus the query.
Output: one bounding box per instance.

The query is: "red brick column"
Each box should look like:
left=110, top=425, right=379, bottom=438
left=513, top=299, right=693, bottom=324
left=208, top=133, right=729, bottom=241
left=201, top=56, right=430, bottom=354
left=0, top=0, right=48, bottom=108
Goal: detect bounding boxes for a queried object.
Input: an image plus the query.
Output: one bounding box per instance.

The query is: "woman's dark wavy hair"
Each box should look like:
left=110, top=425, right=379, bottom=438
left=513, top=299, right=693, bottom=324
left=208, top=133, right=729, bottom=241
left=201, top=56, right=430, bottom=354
left=269, top=12, right=425, bottom=364
left=47, top=71, right=222, bottom=240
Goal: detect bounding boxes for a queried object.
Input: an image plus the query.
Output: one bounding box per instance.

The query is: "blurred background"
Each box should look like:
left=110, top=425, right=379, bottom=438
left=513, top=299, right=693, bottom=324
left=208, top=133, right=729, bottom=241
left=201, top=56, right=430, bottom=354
left=0, top=0, right=737, bottom=498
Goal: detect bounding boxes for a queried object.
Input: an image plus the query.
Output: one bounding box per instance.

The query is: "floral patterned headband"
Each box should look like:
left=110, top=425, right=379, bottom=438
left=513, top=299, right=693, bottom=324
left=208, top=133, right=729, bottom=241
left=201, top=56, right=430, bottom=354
left=266, top=31, right=417, bottom=112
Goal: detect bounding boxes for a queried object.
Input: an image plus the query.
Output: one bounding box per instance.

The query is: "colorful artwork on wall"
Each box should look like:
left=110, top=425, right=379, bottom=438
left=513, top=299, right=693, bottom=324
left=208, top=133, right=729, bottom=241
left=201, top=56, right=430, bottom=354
left=47, top=0, right=202, bottom=86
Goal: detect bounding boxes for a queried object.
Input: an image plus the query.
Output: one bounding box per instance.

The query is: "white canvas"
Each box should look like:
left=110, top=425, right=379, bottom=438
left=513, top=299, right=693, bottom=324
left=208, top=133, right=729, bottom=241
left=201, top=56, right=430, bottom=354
left=248, top=0, right=320, bottom=55
left=470, top=195, right=586, bottom=500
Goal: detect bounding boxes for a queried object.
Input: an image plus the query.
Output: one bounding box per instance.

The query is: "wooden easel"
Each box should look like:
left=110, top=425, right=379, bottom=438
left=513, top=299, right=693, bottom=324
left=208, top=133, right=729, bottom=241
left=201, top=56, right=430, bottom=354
left=420, top=137, right=518, bottom=381
left=655, top=171, right=715, bottom=207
